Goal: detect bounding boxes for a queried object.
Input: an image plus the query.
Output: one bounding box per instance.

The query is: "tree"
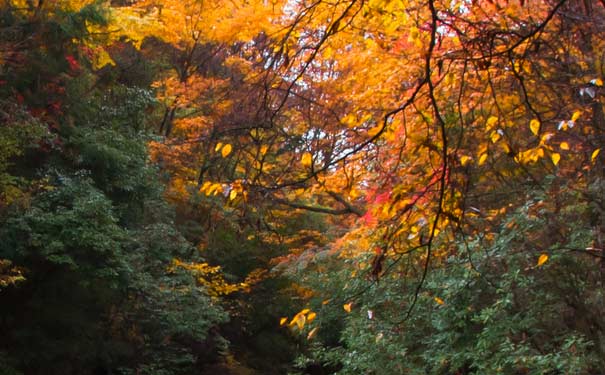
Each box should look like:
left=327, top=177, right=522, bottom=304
left=0, top=2, right=227, bottom=373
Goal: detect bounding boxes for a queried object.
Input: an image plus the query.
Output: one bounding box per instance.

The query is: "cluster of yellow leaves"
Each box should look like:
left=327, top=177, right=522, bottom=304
left=199, top=181, right=224, bottom=196
left=0, top=259, right=26, bottom=288
left=215, top=143, right=232, bottom=158
left=115, top=0, right=284, bottom=47
left=170, top=259, right=249, bottom=297
left=280, top=308, right=319, bottom=340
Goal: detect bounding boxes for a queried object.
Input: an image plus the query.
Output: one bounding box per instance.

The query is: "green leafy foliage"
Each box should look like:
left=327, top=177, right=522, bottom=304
left=0, top=3, right=227, bottom=373
left=290, top=183, right=602, bottom=374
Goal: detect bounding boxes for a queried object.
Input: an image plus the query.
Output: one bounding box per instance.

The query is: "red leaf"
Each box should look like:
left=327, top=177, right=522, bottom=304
left=65, top=54, right=80, bottom=71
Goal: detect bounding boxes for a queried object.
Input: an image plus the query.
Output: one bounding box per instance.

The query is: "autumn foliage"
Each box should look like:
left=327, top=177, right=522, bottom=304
left=2, top=0, right=605, bottom=373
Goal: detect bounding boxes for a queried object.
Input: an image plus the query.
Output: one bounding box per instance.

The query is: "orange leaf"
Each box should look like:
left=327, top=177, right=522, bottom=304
left=343, top=302, right=352, bottom=313
left=221, top=144, right=232, bottom=158
left=279, top=317, right=288, bottom=326
left=434, top=297, right=444, bottom=305
left=537, top=254, right=549, bottom=267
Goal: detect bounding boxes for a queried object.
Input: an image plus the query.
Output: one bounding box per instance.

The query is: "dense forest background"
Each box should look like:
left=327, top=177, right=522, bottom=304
left=1, top=0, right=605, bottom=373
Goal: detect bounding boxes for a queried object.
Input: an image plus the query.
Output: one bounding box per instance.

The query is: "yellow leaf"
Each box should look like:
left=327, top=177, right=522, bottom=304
left=501, top=143, right=511, bottom=154
left=301, top=152, right=313, bottom=167
left=343, top=302, right=352, bottom=313
left=215, top=142, right=223, bottom=152
left=490, top=131, right=501, bottom=143
left=290, top=313, right=306, bottom=329
left=279, top=317, right=288, bottom=326
left=592, top=78, right=604, bottom=87
left=434, top=297, right=444, bottom=305
left=486, top=116, right=498, bottom=129
left=478, top=153, right=488, bottom=166
left=296, top=314, right=306, bottom=329
left=592, top=149, right=601, bottom=163
left=537, top=254, right=549, bottom=267
left=322, top=299, right=331, bottom=305
left=571, top=110, right=582, bottom=122
left=307, top=327, right=318, bottom=340
left=260, top=145, right=269, bottom=155
left=300, top=308, right=310, bottom=315
left=229, top=189, right=237, bottom=201
left=530, top=119, right=540, bottom=136
left=559, top=142, right=569, bottom=150
left=551, top=152, right=560, bottom=166
left=307, top=312, right=317, bottom=323
left=221, top=143, right=232, bottom=157
left=199, top=181, right=212, bottom=193
left=460, top=155, right=472, bottom=166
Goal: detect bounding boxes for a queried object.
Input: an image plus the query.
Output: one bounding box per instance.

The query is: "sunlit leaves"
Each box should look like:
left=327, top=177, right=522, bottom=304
left=199, top=181, right=223, bottom=196
left=292, top=312, right=306, bottom=329
left=486, top=116, right=498, bottom=129
left=215, top=143, right=232, bottom=158
left=282, top=309, right=318, bottom=334
left=171, top=259, right=248, bottom=297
